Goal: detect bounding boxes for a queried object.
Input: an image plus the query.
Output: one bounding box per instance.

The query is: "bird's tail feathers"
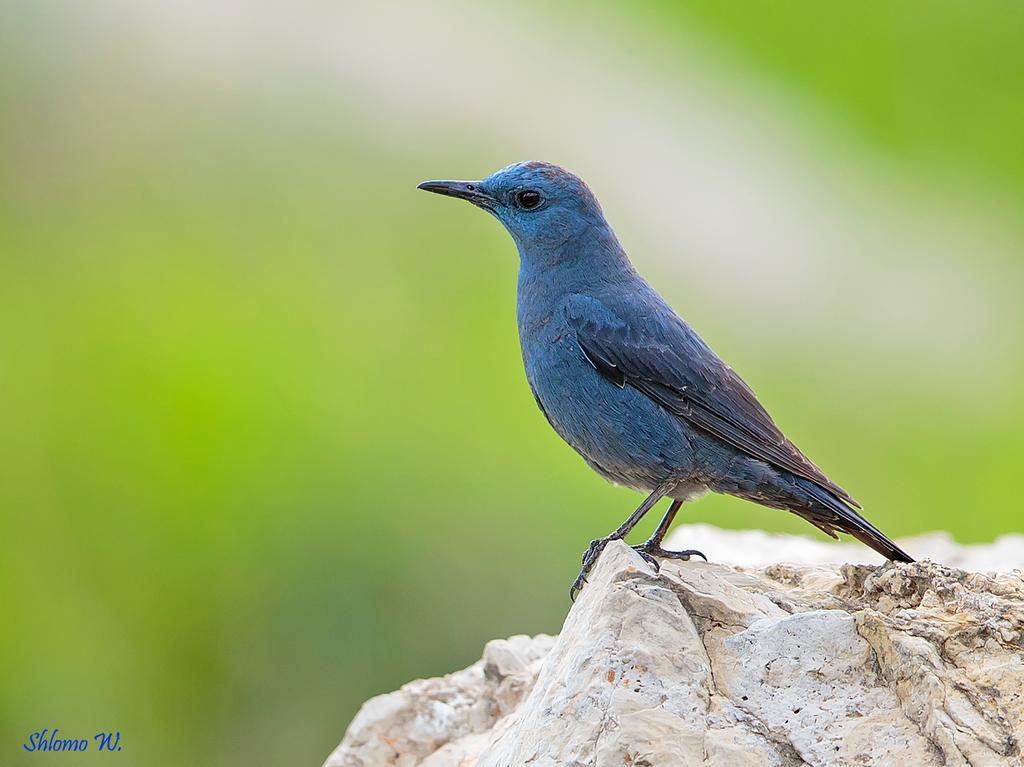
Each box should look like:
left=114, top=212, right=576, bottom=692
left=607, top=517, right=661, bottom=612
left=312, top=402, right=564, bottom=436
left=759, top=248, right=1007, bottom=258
left=796, top=480, right=913, bottom=563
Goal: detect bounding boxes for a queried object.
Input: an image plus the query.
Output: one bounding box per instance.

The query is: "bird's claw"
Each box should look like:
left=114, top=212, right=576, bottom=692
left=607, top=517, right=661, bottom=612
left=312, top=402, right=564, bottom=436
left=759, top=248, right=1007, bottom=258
left=570, top=538, right=709, bottom=601
left=568, top=575, right=586, bottom=602
left=632, top=542, right=707, bottom=568
left=632, top=546, right=661, bottom=572
left=570, top=537, right=612, bottom=601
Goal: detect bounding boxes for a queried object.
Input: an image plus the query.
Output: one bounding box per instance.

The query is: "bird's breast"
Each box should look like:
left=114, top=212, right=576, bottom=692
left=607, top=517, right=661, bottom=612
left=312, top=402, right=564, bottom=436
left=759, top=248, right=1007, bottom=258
left=517, top=304, right=695, bottom=491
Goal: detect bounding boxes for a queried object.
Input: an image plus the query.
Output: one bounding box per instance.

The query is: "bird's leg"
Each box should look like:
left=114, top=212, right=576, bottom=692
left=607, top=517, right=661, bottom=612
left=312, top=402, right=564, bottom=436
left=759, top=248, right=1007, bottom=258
left=570, top=483, right=672, bottom=601
left=632, top=499, right=707, bottom=571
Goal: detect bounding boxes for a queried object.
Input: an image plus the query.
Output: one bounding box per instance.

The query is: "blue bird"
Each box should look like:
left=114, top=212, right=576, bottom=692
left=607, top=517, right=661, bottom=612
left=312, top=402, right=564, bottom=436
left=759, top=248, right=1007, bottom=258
left=418, top=161, right=913, bottom=598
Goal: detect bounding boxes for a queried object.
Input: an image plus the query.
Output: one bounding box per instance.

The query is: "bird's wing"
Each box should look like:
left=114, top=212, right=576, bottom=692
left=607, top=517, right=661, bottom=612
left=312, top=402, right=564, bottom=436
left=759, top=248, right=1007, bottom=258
left=566, top=294, right=859, bottom=507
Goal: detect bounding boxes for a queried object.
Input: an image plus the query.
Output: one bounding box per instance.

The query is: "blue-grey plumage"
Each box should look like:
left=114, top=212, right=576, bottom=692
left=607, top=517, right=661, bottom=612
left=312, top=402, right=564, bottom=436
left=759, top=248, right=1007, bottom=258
left=418, top=162, right=912, bottom=597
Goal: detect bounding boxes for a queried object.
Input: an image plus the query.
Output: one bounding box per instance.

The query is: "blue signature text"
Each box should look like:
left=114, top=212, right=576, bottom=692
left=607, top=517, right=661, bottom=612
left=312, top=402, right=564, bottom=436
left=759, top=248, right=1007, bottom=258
left=23, top=729, right=122, bottom=753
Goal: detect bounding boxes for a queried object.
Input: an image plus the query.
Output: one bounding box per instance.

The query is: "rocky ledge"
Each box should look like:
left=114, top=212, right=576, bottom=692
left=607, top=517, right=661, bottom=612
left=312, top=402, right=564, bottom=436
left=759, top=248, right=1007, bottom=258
left=323, top=526, right=1024, bottom=767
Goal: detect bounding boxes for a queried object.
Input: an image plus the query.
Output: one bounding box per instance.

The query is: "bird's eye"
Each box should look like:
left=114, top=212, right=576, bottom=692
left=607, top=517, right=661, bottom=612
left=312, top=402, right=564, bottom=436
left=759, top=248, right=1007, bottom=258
left=516, top=190, right=542, bottom=210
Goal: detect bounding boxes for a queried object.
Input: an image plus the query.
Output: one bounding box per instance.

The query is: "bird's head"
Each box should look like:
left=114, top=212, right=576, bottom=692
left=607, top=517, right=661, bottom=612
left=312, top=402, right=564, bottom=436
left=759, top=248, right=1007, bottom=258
left=418, top=161, right=609, bottom=252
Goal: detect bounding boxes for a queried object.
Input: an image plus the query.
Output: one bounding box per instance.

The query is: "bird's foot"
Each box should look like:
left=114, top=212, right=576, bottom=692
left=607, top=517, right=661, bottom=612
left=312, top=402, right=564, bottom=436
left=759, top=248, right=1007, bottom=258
left=631, top=541, right=707, bottom=573
left=569, top=536, right=618, bottom=601
left=569, top=538, right=709, bottom=600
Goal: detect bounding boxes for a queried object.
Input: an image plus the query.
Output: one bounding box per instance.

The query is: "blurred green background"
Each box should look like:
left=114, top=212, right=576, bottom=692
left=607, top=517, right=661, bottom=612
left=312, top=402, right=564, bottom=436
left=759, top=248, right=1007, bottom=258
left=2, top=1, right=1022, bottom=765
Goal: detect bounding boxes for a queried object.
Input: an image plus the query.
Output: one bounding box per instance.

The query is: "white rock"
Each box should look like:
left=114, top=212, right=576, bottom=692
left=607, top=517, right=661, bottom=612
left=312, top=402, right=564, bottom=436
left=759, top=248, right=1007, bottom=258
left=663, top=523, right=1024, bottom=572
left=323, top=527, right=1024, bottom=767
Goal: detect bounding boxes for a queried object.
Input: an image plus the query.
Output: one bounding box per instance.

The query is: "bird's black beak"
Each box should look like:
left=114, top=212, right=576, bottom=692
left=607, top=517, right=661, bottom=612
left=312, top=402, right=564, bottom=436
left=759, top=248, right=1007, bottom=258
left=417, top=179, right=494, bottom=208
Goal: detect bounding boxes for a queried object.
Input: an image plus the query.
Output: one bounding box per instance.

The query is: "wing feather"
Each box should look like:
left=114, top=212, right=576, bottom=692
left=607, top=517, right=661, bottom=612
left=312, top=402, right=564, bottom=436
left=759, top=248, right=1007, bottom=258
left=567, top=294, right=859, bottom=507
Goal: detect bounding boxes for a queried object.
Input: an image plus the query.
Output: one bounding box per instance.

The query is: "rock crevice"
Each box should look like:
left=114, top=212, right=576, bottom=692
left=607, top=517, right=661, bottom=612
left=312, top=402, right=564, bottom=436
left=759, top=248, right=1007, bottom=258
left=323, top=527, right=1024, bottom=767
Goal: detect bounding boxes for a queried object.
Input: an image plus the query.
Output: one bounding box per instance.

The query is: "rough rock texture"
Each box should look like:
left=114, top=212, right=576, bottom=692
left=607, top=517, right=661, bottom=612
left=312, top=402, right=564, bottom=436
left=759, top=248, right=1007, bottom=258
left=323, top=526, right=1024, bottom=767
